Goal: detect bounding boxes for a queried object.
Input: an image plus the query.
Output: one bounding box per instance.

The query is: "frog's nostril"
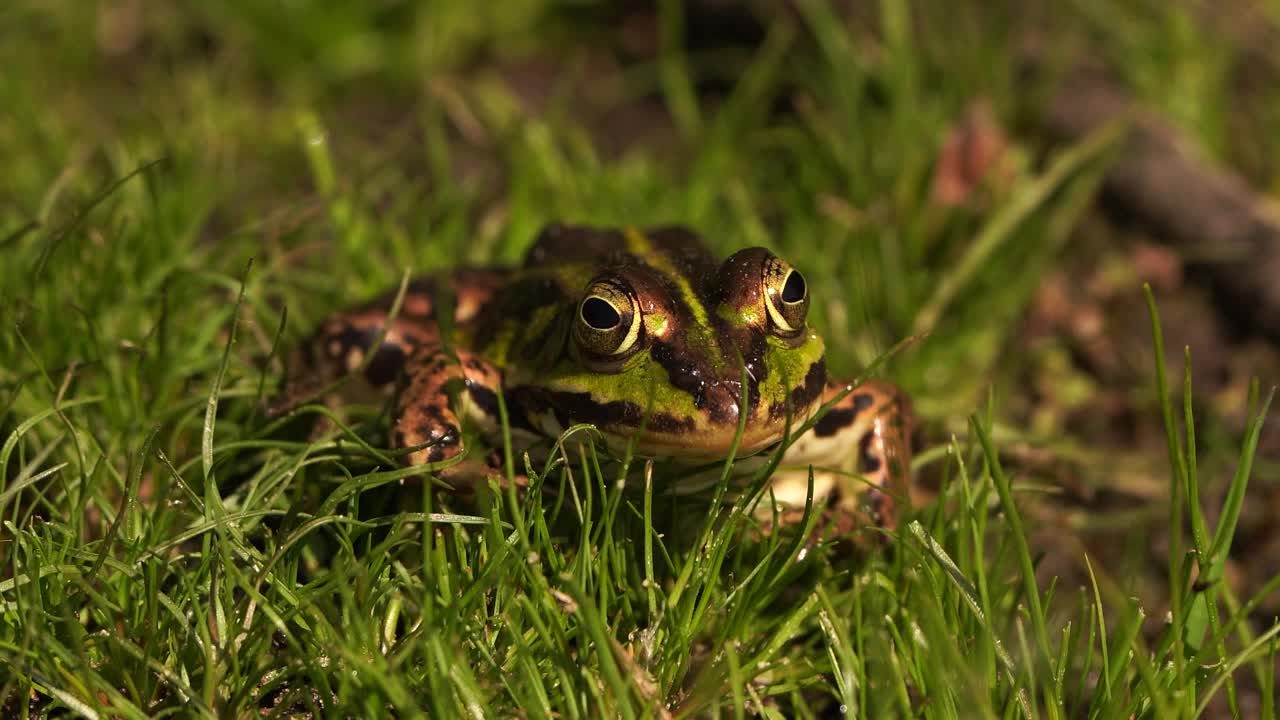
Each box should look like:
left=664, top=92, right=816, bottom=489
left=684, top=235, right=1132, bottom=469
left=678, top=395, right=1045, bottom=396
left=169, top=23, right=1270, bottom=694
left=702, top=380, right=744, bottom=425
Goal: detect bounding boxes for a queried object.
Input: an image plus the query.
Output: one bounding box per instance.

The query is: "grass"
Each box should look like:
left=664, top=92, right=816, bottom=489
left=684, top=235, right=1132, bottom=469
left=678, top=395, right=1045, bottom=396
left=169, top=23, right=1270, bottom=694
left=1, top=1, right=1278, bottom=717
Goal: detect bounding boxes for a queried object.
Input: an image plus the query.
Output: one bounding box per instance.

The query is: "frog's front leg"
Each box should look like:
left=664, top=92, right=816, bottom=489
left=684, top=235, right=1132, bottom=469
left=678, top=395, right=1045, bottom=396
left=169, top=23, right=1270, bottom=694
left=393, top=345, right=509, bottom=467
left=767, top=379, right=913, bottom=541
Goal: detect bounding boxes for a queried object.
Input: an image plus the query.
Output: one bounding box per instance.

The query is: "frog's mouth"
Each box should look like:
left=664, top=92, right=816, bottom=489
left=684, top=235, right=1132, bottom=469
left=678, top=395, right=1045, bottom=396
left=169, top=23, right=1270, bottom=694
left=603, top=359, right=830, bottom=461
left=513, top=365, right=828, bottom=462
left=523, top=391, right=824, bottom=463
left=613, top=412, right=821, bottom=463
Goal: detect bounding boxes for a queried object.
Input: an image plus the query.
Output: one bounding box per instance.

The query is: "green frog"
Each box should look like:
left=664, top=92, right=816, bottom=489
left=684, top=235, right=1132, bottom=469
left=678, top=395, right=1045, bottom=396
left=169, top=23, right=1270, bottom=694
left=273, top=224, right=912, bottom=535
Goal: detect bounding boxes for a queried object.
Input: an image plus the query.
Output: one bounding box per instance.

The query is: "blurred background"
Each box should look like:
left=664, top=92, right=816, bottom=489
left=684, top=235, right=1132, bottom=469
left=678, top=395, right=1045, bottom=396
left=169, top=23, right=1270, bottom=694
left=3, top=0, right=1280, bottom=714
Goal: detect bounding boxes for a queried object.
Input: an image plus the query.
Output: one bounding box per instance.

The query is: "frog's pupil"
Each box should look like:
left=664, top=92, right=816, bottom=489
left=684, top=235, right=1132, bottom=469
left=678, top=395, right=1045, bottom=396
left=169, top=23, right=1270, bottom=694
left=582, top=297, right=621, bottom=330
left=781, top=271, right=806, bottom=304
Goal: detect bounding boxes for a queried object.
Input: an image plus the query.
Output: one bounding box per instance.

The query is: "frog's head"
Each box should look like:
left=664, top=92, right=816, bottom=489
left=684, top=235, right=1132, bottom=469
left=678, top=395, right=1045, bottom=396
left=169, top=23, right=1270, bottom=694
left=520, top=243, right=827, bottom=461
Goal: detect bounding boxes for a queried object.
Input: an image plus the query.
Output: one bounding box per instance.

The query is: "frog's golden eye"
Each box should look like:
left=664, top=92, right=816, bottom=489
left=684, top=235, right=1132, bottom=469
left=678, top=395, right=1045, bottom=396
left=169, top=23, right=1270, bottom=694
left=574, top=281, right=642, bottom=357
left=762, top=258, right=809, bottom=336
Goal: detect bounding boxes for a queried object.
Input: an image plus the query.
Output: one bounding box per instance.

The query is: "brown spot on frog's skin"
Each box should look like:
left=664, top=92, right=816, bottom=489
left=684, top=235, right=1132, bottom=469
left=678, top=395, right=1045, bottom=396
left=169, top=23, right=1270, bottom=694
left=812, top=387, right=873, bottom=438
left=364, top=343, right=407, bottom=386
left=857, top=433, right=881, bottom=472
left=465, top=383, right=513, bottom=431
left=466, top=384, right=501, bottom=419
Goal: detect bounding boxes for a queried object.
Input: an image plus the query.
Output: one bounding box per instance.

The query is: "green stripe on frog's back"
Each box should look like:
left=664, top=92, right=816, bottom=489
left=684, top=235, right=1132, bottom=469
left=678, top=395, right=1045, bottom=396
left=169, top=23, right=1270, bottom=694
left=623, top=227, right=727, bottom=372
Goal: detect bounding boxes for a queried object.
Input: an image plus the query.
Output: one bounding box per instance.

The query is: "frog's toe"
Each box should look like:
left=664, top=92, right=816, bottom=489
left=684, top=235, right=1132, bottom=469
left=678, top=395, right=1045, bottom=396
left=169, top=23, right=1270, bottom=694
left=394, top=407, right=465, bottom=466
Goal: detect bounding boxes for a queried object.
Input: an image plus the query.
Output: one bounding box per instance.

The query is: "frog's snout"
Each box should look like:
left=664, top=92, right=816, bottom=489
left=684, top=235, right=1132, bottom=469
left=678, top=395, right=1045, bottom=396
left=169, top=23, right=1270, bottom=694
left=699, top=377, right=745, bottom=426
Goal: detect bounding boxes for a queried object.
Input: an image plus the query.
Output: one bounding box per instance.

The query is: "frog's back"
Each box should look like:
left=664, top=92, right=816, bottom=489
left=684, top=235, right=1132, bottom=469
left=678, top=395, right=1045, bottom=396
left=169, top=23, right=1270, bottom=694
left=523, top=223, right=717, bottom=277
left=270, top=223, right=717, bottom=414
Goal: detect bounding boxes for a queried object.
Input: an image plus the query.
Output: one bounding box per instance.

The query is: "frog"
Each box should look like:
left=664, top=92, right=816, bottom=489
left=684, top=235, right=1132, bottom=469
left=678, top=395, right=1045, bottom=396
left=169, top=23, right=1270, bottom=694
left=272, top=223, right=912, bottom=537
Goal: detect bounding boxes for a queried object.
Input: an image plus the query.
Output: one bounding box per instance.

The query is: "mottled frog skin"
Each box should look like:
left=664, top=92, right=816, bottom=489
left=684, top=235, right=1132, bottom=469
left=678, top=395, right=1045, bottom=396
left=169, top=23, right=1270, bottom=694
left=273, top=224, right=912, bottom=533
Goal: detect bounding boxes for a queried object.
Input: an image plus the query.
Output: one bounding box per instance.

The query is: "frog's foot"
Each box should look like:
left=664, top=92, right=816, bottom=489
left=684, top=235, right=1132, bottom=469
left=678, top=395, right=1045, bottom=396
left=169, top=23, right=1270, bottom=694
left=763, top=379, right=913, bottom=544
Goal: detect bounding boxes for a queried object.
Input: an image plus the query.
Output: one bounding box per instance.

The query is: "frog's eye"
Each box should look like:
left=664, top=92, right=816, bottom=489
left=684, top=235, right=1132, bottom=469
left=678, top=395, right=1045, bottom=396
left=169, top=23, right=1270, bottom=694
left=762, top=258, right=809, bottom=336
left=574, top=281, right=642, bottom=357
